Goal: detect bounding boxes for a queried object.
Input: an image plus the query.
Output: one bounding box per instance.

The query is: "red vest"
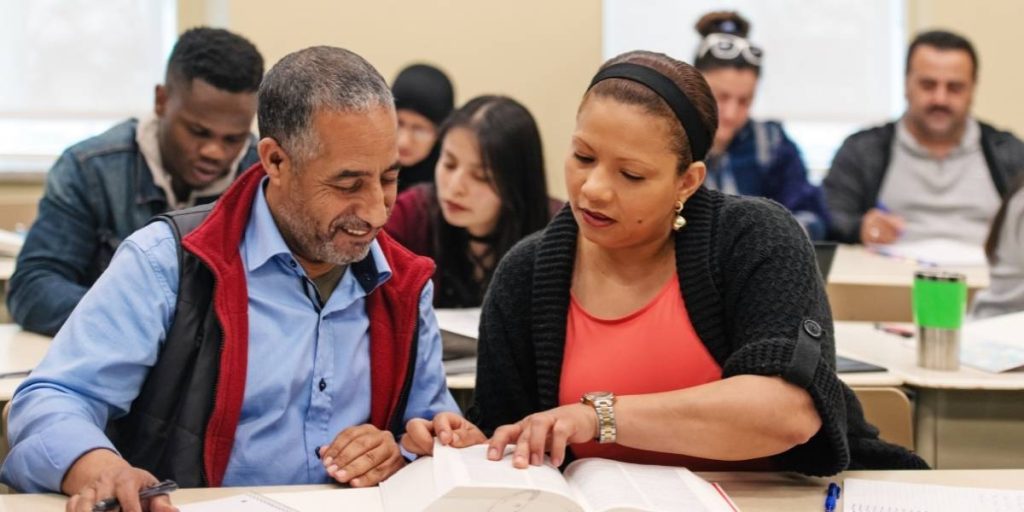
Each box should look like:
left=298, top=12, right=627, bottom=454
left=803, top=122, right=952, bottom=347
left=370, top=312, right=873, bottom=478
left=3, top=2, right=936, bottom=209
left=182, top=164, right=434, bottom=486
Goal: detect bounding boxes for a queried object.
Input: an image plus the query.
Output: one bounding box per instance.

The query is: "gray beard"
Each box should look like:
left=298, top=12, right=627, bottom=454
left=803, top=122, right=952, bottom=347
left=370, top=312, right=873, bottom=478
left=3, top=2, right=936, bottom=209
left=273, top=187, right=372, bottom=267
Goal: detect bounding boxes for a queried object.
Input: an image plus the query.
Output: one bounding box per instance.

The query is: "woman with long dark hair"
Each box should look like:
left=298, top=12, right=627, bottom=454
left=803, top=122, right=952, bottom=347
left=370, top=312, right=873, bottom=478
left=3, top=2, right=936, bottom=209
left=386, top=95, right=554, bottom=307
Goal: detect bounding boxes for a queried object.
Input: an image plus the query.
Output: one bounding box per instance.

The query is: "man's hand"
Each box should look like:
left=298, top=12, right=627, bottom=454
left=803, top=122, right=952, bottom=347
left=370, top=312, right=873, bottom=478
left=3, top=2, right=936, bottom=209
left=63, top=449, right=176, bottom=512
left=319, top=424, right=405, bottom=487
left=860, top=208, right=905, bottom=245
left=402, top=412, right=487, bottom=456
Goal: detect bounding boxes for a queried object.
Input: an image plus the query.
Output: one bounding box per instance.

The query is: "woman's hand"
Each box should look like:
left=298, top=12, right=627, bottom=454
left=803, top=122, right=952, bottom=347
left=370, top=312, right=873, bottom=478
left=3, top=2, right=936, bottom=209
left=487, top=403, right=596, bottom=468
left=402, top=412, right=487, bottom=456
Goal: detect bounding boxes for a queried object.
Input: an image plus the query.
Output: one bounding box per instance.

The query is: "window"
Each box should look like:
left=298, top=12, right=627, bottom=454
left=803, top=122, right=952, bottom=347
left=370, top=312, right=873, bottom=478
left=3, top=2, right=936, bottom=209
left=603, top=0, right=906, bottom=180
left=0, top=0, right=177, bottom=173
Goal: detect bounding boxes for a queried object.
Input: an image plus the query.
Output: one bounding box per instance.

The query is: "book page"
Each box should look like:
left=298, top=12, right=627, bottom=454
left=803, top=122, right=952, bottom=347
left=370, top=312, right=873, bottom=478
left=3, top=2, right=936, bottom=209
left=843, top=478, right=1024, bottom=512
left=380, top=456, right=437, bottom=512
left=434, top=443, right=576, bottom=501
left=564, top=458, right=737, bottom=512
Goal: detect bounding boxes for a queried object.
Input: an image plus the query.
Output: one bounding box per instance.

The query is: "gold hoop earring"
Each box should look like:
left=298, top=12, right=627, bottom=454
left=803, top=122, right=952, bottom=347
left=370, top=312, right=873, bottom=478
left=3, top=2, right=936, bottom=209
left=673, top=200, right=687, bottom=231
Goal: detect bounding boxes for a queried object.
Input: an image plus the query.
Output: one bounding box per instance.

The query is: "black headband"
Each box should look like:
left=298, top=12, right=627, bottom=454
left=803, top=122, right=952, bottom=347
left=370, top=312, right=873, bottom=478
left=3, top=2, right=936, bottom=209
left=587, top=63, right=711, bottom=162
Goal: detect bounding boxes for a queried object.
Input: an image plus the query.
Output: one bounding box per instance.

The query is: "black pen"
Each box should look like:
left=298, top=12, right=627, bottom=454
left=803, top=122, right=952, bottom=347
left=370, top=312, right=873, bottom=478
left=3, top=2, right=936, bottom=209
left=91, top=479, right=178, bottom=512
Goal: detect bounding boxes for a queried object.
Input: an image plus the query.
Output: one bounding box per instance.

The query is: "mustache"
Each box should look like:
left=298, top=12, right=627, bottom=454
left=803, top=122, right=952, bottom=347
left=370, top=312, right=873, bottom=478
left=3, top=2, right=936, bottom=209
left=328, top=215, right=373, bottom=235
left=926, top=105, right=953, bottom=116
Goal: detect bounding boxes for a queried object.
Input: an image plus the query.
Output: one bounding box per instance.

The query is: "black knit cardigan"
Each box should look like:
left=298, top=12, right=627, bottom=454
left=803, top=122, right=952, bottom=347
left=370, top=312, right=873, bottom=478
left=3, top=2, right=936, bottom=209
left=468, top=186, right=927, bottom=476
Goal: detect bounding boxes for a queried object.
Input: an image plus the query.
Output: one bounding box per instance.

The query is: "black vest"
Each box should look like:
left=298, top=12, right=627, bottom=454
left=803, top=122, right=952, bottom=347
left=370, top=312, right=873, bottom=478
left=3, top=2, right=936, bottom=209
left=105, top=204, right=221, bottom=487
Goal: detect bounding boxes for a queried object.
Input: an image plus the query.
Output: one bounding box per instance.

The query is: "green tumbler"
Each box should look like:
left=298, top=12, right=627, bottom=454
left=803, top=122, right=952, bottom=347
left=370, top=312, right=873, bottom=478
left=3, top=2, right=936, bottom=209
left=912, top=270, right=967, bottom=370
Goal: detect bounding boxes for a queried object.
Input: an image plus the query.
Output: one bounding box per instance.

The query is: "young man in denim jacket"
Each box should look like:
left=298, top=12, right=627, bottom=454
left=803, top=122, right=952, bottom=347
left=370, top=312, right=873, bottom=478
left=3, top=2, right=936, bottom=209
left=7, top=27, right=264, bottom=335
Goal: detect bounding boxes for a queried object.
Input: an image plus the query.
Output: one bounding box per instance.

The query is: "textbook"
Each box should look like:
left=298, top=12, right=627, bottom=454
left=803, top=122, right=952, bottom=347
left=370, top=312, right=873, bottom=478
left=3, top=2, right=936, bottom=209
left=178, top=443, right=740, bottom=512
left=380, top=443, right=740, bottom=512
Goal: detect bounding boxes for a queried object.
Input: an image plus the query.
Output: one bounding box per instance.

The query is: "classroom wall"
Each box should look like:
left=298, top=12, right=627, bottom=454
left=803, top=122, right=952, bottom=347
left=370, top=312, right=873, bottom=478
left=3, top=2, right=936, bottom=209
left=906, top=0, right=1024, bottom=137
left=181, top=0, right=604, bottom=200
left=4, top=2, right=1023, bottom=227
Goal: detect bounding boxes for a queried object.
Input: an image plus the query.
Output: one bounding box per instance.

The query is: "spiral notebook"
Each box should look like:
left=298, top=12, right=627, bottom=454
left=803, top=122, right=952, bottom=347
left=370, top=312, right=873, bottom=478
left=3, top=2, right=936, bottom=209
left=843, top=478, right=1024, bottom=512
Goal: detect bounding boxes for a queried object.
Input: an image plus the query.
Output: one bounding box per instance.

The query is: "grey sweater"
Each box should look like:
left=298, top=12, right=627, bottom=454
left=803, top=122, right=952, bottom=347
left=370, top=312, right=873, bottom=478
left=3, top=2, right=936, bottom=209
left=823, top=120, right=1024, bottom=243
left=469, top=186, right=927, bottom=476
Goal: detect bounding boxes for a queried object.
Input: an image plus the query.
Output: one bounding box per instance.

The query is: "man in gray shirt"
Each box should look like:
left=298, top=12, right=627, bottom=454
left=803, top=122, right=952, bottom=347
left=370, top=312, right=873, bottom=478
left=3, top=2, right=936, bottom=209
left=824, top=30, right=1024, bottom=245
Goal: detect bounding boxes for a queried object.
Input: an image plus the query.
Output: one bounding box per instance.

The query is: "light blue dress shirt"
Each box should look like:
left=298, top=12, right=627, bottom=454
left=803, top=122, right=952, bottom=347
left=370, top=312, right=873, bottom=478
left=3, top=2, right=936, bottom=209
left=1, top=179, right=458, bottom=492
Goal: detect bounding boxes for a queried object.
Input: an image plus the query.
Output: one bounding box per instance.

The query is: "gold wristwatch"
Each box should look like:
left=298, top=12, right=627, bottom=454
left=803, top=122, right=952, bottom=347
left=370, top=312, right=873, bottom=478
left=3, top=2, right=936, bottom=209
left=580, top=391, right=617, bottom=444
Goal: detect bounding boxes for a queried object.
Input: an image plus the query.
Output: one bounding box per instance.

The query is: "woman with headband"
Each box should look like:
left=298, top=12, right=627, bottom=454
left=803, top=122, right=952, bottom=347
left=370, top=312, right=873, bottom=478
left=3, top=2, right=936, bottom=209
left=402, top=50, right=926, bottom=474
left=695, top=11, right=829, bottom=240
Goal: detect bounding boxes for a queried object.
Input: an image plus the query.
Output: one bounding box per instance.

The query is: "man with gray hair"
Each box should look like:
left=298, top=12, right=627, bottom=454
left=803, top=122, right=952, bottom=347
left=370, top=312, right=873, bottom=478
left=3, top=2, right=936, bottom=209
left=1, top=46, right=467, bottom=510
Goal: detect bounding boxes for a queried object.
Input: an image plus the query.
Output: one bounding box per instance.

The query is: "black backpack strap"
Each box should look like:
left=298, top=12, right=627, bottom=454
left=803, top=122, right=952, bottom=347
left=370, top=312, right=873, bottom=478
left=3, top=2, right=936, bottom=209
left=148, top=203, right=216, bottom=267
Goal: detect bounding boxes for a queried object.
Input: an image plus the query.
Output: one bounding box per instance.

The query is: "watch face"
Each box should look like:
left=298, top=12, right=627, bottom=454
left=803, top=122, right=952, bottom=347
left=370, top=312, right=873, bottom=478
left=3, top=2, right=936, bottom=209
left=583, top=391, right=614, bottom=403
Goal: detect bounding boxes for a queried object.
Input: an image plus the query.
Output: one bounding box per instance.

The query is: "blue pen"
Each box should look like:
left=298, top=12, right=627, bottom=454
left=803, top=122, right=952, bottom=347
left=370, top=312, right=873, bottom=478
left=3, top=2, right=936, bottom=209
left=875, top=201, right=890, bottom=213
left=824, top=482, right=841, bottom=512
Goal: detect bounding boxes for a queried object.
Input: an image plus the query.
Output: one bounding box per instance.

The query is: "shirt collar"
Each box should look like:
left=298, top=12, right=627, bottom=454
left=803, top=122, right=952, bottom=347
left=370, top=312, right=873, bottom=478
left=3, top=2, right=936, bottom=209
left=243, top=178, right=392, bottom=293
left=135, top=112, right=251, bottom=210
left=897, top=115, right=980, bottom=158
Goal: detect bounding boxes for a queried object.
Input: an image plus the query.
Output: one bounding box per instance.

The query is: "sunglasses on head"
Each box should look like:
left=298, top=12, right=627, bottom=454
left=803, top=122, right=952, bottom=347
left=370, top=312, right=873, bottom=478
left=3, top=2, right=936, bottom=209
left=697, top=33, right=763, bottom=66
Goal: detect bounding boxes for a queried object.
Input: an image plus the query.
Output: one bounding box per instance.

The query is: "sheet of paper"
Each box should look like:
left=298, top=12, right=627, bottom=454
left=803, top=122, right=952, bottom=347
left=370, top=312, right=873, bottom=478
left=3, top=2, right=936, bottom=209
left=961, top=311, right=1024, bottom=373
left=870, top=239, right=987, bottom=267
left=263, top=488, right=383, bottom=512
left=434, top=308, right=481, bottom=339
left=177, top=493, right=298, bottom=512
left=843, top=478, right=1024, bottom=512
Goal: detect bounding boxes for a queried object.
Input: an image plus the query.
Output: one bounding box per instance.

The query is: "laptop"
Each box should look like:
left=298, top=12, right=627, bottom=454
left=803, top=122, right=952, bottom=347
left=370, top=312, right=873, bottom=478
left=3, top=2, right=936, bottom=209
left=813, top=242, right=838, bottom=281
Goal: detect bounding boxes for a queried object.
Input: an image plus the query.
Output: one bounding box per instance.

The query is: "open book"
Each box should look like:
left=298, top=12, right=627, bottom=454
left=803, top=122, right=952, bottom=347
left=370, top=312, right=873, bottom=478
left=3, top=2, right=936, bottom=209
left=380, top=443, right=738, bottom=512
left=178, top=443, right=739, bottom=512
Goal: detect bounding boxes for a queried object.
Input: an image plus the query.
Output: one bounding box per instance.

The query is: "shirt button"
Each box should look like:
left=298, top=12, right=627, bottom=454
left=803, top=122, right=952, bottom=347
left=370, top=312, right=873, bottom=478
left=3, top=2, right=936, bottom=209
left=802, top=319, right=823, bottom=339
left=318, top=378, right=327, bottom=392
left=289, top=260, right=297, bottom=268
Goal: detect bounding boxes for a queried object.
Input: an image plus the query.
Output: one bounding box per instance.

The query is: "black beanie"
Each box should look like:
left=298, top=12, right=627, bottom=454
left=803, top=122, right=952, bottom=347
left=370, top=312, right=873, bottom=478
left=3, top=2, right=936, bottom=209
left=391, top=64, right=455, bottom=126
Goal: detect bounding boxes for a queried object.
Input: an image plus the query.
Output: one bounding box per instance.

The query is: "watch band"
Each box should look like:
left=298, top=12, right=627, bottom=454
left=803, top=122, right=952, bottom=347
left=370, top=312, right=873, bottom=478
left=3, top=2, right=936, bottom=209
left=582, top=392, right=617, bottom=444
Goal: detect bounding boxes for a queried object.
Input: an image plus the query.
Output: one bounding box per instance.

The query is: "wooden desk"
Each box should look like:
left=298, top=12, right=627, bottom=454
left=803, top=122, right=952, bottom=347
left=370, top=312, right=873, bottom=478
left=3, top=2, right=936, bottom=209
left=827, top=245, right=989, bottom=322
left=0, top=325, right=50, bottom=401
left=2, top=470, right=1021, bottom=511
left=836, top=321, right=1024, bottom=469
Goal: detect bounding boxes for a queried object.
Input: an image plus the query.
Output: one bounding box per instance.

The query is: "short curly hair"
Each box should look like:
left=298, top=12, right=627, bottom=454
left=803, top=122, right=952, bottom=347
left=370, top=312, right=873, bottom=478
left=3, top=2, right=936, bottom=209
left=166, top=26, right=264, bottom=93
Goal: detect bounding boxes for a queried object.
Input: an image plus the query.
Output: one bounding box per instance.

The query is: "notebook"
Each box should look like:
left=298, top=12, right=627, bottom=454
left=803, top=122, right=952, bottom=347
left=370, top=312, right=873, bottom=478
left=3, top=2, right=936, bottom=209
left=836, top=355, right=886, bottom=374
left=843, top=478, right=1024, bottom=512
